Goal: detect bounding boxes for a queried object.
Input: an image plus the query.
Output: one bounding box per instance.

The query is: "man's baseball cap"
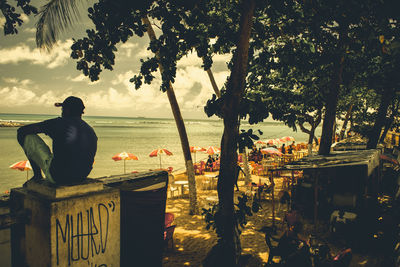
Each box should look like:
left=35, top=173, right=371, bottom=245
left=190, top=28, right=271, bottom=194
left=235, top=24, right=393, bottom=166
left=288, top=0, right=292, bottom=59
left=55, top=96, right=85, bottom=113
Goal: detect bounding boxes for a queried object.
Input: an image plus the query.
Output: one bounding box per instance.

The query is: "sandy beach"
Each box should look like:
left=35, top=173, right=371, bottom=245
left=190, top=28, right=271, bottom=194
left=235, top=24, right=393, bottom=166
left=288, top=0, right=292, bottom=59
left=162, top=171, right=381, bottom=267
left=163, top=172, right=271, bottom=266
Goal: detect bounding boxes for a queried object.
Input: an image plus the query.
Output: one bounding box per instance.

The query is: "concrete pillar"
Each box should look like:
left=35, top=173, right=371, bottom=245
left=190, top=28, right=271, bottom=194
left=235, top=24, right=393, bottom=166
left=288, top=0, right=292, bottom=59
left=0, top=204, right=11, bottom=267
left=11, top=179, right=120, bottom=267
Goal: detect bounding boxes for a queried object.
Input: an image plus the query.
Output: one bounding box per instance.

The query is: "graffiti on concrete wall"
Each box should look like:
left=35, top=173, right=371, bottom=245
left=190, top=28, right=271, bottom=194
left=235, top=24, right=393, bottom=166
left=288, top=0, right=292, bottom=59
left=55, top=201, right=116, bottom=266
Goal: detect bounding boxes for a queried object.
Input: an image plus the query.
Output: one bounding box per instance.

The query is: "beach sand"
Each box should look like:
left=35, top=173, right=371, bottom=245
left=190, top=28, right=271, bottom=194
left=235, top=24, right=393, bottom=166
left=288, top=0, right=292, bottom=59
left=162, top=171, right=381, bottom=267
left=163, top=173, right=270, bottom=266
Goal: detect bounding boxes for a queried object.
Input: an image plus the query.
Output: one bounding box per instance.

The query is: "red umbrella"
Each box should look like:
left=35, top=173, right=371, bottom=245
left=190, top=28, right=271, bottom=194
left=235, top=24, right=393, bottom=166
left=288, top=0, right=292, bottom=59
left=266, top=139, right=281, bottom=146
left=190, top=146, right=205, bottom=163
left=190, top=146, right=205, bottom=153
left=205, top=146, right=221, bottom=155
left=10, top=160, right=32, bottom=180
left=255, top=140, right=267, bottom=146
left=149, top=149, right=173, bottom=168
left=281, top=136, right=295, bottom=142
left=112, top=152, right=138, bottom=174
left=261, top=147, right=282, bottom=156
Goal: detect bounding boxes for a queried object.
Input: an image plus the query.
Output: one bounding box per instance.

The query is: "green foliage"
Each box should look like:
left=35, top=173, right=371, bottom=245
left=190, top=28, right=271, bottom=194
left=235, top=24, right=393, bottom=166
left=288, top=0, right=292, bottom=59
left=201, top=193, right=260, bottom=238
left=238, top=129, right=262, bottom=151
left=1, top=0, right=37, bottom=35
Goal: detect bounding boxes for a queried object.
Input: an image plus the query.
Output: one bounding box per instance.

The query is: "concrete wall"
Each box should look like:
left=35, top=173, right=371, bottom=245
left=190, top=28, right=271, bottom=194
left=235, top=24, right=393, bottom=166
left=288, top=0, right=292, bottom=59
left=8, top=171, right=168, bottom=267
left=11, top=181, right=120, bottom=267
left=50, top=190, right=120, bottom=267
left=0, top=206, right=11, bottom=267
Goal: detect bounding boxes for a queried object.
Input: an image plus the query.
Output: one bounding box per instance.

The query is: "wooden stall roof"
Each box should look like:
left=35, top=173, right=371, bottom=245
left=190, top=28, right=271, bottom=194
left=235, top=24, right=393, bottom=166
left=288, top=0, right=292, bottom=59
left=274, top=149, right=381, bottom=176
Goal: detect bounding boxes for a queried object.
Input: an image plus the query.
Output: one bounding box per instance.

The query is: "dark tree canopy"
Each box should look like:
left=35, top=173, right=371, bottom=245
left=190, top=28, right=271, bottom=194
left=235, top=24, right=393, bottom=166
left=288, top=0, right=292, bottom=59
left=0, top=0, right=37, bottom=35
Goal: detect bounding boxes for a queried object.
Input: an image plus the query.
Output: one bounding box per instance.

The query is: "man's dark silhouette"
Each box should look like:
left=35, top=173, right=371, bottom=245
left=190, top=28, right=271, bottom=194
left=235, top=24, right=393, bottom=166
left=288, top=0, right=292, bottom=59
left=17, top=96, right=97, bottom=186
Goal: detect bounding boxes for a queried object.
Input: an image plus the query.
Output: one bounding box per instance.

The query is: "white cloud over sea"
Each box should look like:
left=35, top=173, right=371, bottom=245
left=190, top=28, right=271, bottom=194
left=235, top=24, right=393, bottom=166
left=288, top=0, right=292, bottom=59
left=0, top=40, right=72, bottom=68
left=0, top=12, right=231, bottom=119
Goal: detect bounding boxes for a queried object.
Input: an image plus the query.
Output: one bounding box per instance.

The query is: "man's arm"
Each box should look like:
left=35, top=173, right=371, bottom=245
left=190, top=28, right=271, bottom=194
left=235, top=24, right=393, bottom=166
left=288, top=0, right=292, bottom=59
left=17, top=123, right=44, bottom=146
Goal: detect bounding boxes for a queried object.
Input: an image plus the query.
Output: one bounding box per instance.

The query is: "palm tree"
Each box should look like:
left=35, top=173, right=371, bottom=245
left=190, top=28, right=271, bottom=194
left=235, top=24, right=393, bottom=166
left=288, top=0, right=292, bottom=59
left=35, top=0, right=199, bottom=215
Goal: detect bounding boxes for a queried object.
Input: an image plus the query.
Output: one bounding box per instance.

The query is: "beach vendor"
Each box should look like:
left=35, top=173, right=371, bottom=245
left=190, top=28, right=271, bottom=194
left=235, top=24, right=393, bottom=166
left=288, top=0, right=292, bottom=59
left=17, top=96, right=97, bottom=186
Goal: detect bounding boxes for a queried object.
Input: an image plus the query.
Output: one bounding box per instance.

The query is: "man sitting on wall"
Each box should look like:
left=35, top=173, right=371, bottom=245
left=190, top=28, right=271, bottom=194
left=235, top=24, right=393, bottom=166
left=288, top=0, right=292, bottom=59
left=17, top=96, right=98, bottom=186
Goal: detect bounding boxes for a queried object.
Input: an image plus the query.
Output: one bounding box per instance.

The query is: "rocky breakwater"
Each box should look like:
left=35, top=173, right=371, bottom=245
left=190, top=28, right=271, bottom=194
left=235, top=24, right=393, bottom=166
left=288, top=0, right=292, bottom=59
left=0, top=121, right=24, bottom=127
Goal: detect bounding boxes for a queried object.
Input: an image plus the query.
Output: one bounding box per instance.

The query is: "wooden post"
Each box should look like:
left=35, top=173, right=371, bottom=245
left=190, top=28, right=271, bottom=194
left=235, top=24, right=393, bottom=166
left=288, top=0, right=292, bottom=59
left=314, top=174, right=319, bottom=231
left=271, top=170, right=275, bottom=228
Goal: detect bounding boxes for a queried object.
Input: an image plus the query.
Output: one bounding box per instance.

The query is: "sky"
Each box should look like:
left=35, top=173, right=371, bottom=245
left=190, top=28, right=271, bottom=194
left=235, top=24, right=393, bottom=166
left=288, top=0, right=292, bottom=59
left=0, top=1, right=231, bottom=119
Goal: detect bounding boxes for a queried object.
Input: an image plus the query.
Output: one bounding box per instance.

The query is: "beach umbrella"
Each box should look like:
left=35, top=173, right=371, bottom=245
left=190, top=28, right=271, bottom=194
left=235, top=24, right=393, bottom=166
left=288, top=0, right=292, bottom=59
left=9, top=160, right=32, bottom=180
left=149, top=148, right=173, bottom=169
left=261, top=147, right=282, bottom=156
left=266, top=139, right=281, bottom=146
left=112, top=152, right=138, bottom=174
left=190, top=146, right=206, bottom=163
left=255, top=140, right=267, bottom=146
left=205, top=146, right=221, bottom=155
left=281, top=136, right=295, bottom=142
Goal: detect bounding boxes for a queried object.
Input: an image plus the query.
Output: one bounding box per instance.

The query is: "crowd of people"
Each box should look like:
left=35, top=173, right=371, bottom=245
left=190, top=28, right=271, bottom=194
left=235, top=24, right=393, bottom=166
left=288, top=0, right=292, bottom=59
left=248, top=141, right=297, bottom=163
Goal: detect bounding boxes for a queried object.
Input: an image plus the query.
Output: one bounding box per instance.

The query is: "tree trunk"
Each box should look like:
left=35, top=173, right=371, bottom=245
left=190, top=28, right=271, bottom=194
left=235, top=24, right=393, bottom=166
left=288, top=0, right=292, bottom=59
left=205, top=64, right=252, bottom=184
left=242, top=147, right=251, bottom=186
left=298, top=111, right=321, bottom=155
left=367, top=88, right=394, bottom=149
left=379, top=100, right=399, bottom=143
left=318, top=55, right=345, bottom=155
left=338, top=104, right=353, bottom=141
left=206, top=68, right=221, bottom=98
left=143, top=16, right=198, bottom=214
left=204, top=1, right=255, bottom=266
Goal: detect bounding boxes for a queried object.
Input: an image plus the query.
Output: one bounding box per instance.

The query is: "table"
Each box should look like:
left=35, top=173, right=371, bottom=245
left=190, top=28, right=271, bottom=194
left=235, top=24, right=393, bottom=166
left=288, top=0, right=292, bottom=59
left=204, top=174, right=217, bottom=190
left=296, top=150, right=308, bottom=159
left=174, top=180, right=188, bottom=196
left=205, top=196, right=219, bottom=205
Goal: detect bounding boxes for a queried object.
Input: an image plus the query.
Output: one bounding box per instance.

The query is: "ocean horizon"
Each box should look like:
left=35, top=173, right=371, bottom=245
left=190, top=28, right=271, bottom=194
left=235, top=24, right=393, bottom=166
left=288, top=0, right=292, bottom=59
left=0, top=113, right=321, bottom=193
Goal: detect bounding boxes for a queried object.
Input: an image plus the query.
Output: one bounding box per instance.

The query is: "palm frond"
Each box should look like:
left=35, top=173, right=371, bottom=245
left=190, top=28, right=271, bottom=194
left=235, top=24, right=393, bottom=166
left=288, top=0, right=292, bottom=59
left=36, top=0, right=82, bottom=50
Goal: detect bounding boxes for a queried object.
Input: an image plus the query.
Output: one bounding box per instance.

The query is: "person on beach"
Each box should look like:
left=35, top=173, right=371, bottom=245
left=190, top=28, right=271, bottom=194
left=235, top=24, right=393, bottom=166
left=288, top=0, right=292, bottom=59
left=206, top=155, right=214, bottom=171
left=17, top=96, right=97, bottom=186
left=281, top=144, right=286, bottom=154
left=234, top=164, right=245, bottom=191
left=288, top=142, right=295, bottom=154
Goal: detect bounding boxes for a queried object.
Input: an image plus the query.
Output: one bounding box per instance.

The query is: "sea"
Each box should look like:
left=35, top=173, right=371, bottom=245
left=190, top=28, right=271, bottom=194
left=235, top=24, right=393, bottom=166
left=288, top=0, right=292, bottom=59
left=0, top=113, right=321, bottom=193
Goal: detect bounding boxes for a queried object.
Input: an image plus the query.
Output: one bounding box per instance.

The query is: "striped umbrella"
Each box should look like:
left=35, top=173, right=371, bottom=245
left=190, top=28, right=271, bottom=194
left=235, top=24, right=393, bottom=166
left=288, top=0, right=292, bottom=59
left=205, top=146, right=221, bottom=155
left=190, top=146, right=206, bottom=163
left=112, top=152, right=138, bottom=174
left=149, top=148, right=173, bottom=169
left=9, top=160, right=32, bottom=180
left=261, top=147, right=282, bottom=156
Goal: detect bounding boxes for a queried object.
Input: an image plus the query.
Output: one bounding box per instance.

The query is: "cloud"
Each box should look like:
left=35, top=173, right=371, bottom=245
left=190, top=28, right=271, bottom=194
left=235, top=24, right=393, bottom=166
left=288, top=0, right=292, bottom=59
left=0, top=78, right=170, bottom=116
left=23, top=27, right=36, bottom=33
left=3, top=77, right=33, bottom=86
left=0, top=17, right=5, bottom=29
left=168, top=65, right=229, bottom=114
left=70, top=74, right=86, bottom=82
left=177, top=52, right=230, bottom=68
left=69, top=74, right=100, bottom=85
left=20, top=14, right=29, bottom=23
left=0, top=87, right=37, bottom=107
left=136, top=46, right=153, bottom=59
left=0, top=40, right=73, bottom=68
left=119, top=42, right=139, bottom=58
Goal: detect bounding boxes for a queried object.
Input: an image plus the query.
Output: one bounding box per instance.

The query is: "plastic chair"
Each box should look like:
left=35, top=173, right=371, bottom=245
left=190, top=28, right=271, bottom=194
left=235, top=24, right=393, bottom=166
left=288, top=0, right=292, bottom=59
left=169, top=185, right=179, bottom=198
left=164, top=225, right=177, bottom=249
left=165, top=212, right=175, bottom=227
left=167, top=166, right=173, bottom=174
left=194, top=164, right=205, bottom=175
